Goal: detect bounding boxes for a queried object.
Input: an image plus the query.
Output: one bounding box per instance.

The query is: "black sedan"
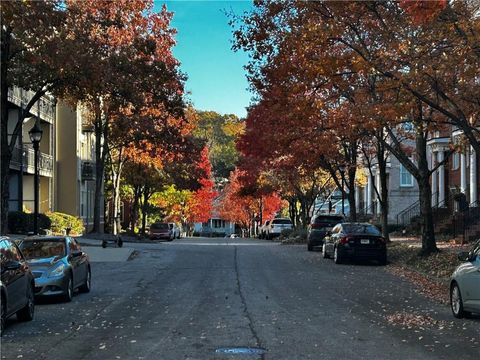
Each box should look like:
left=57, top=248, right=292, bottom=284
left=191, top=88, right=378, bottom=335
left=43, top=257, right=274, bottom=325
left=17, top=236, right=91, bottom=302
left=322, top=223, right=387, bottom=265
left=1, top=237, right=35, bottom=335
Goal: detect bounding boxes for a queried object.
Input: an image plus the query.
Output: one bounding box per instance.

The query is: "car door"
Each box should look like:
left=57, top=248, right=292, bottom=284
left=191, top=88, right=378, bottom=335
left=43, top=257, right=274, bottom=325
left=325, top=224, right=340, bottom=255
left=67, top=237, right=83, bottom=288
left=460, top=246, right=480, bottom=310
left=1, top=240, right=28, bottom=313
left=72, top=238, right=89, bottom=286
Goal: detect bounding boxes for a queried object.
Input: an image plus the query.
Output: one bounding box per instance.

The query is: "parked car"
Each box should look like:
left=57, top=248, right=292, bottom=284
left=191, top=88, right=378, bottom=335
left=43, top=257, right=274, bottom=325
left=259, top=220, right=270, bottom=239
left=307, top=214, right=344, bottom=251
left=1, top=237, right=35, bottom=335
left=266, top=218, right=293, bottom=240
left=450, top=240, right=480, bottom=318
left=230, top=234, right=239, bottom=238
left=149, top=222, right=173, bottom=241
left=322, top=223, right=387, bottom=265
left=168, top=223, right=181, bottom=239
left=17, top=236, right=91, bottom=302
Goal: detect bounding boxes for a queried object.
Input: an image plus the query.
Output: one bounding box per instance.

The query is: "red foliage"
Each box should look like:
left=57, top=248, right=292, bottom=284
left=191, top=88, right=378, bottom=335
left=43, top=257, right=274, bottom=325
left=399, top=0, right=447, bottom=24
left=186, top=147, right=217, bottom=223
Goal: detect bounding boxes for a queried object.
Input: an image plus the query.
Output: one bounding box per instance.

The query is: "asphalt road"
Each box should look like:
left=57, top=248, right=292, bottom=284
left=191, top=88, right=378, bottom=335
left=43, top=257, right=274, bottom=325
left=1, top=237, right=479, bottom=360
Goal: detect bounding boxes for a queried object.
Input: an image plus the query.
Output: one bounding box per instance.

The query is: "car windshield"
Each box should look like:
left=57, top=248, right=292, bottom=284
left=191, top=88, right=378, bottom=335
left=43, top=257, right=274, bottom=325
left=18, top=240, right=66, bottom=260
left=272, top=219, right=292, bottom=224
left=151, top=223, right=169, bottom=230
left=342, top=224, right=381, bottom=236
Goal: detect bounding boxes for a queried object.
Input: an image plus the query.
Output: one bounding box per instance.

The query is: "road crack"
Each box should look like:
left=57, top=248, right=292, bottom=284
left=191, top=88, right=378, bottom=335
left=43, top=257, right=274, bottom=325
left=234, top=246, right=266, bottom=359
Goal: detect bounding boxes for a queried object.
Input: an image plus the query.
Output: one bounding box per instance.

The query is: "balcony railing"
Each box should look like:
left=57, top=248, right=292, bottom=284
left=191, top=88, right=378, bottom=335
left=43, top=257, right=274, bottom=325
left=81, top=161, right=96, bottom=181
left=9, top=146, right=53, bottom=178
left=7, top=87, right=55, bottom=124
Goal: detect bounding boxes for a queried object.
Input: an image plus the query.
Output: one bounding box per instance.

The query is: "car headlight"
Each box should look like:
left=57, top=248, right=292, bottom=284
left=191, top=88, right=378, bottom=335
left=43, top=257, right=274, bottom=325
left=49, top=262, right=66, bottom=277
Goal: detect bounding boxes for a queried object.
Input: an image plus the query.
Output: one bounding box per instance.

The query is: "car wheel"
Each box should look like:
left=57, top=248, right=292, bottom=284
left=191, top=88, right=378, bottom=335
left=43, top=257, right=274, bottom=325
left=79, top=267, right=91, bottom=293
left=63, top=275, right=74, bottom=302
left=1, top=295, right=6, bottom=336
left=17, top=284, right=34, bottom=322
left=101, top=240, right=107, bottom=248
left=307, top=243, right=313, bottom=251
left=117, top=238, right=123, bottom=247
left=450, top=283, right=470, bottom=318
left=333, top=247, right=343, bottom=264
left=322, top=244, right=329, bottom=258
left=379, top=254, right=387, bottom=266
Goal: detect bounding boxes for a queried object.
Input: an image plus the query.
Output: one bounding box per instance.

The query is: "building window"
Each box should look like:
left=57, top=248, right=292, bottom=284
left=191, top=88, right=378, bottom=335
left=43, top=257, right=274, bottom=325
left=400, top=164, right=413, bottom=187
left=451, top=152, right=459, bottom=171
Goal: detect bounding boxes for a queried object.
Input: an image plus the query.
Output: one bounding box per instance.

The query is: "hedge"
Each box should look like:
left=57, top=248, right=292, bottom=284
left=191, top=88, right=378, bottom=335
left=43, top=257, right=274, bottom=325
left=7, top=211, right=84, bottom=235
left=8, top=211, right=51, bottom=234
left=46, top=212, right=84, bottom=235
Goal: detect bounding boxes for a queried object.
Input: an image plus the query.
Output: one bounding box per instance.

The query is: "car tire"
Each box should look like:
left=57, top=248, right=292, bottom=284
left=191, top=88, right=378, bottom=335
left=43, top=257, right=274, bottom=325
left=117, top=238, right=123, bottom=247
left=63, top=275, right=74, bottom=302
left=333, top=246, right=343, bottom=264
left=450, top=282, right=470, bottom=319
left=307, top=243, right=313, bottom=251
left=379, top=253, right=387, bottom=266
left=79, top=267, right=91, bottom=293
left=322, top=244, right=329, bottom=258
left=101, top=240, right=107, bottom=248
left=1, top=295, right=6, bottom=336
left=16, top=284, right=34, bottom=322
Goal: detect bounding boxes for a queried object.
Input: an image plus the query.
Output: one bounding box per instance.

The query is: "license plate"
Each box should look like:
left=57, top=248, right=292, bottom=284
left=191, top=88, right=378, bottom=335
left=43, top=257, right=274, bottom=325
left=360, top=239, right=370, bottom=244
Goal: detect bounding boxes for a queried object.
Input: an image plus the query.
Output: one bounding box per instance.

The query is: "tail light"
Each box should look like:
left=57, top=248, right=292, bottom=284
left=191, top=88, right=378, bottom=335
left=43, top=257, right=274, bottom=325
left=339, top=236, right=351, bottom=244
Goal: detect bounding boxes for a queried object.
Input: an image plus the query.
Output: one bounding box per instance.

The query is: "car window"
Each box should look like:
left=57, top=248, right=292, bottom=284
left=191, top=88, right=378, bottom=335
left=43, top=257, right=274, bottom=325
left=18, top=240, right=66, bottom=260
left=151, top=223, right=169, bottom=230
left=313, top=216, right=343, bottom=224
left=272, top=219, right=292, bottom=225
left=342, top=224, right=381, bottom=236
left=3, top=241, right=23, bottom=261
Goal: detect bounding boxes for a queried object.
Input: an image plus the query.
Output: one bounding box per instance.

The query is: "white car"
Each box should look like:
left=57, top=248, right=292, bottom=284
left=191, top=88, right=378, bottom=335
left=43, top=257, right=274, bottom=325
left=266, top=218, right=293, bottom=240
left=450, top=240, right=480, bottom=318
left=168, top=223, right=181, bottom=239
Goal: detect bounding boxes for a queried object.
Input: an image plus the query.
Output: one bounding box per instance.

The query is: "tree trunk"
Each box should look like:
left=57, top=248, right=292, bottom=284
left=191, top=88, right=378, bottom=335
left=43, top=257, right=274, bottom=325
left=347, top=167, right=357, bottom=222
left=93, top=106, right=105, bottom=233
left=140, top=186, right=150, bottom=236
left=377, top=137, right=390, bottom=242
left=1, top=26, right=11, bottom=234
left=416, top=131, right=438, bottom=255
left=130, top=185, right=141, bottom=233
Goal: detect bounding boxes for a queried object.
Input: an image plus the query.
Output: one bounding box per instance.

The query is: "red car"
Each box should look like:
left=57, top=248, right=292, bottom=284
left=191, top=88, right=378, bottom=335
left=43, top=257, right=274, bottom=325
left=149, top=223, right=173, bottom=241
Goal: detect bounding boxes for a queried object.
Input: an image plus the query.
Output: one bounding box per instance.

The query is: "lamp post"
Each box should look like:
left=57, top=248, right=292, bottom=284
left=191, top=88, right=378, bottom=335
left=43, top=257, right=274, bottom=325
left=29, top=120, right=43, bottom=235
left=339, top=165, right=346, bottom=216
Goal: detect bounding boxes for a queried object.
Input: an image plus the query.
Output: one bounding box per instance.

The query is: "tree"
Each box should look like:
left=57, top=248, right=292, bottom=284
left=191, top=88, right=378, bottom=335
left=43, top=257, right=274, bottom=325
left=1, top=1, right=81, bottom=234
left=193, top=111, right=244, bottom=179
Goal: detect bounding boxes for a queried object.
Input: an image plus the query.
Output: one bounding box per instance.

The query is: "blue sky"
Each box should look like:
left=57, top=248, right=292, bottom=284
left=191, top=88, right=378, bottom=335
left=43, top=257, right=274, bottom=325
left=159, top=0, right=254, bottom=118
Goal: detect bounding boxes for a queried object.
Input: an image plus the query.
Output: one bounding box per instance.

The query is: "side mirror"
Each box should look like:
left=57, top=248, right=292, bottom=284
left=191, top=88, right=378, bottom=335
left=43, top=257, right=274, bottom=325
left=71, top=250, right=83, bottom=258
left=457, top=251, right=470, bottom=262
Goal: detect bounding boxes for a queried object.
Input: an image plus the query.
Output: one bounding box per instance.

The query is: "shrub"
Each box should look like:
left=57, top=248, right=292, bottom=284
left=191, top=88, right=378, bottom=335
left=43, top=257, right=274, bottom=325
left=8, top=211, right=51, bottom=234
left=46, top=212, right=84, bottom=235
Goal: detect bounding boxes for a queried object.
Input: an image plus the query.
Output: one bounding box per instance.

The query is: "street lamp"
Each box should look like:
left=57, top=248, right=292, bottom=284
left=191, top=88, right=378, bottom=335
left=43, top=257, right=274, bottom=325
left=339, top=165, right=346, bottom=216
left=29, top=120, right=43, bottom=235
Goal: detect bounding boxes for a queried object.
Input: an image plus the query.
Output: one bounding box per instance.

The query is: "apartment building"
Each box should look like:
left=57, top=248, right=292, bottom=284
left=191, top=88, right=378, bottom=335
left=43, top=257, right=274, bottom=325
left=56, top=101, right=103, bottom=232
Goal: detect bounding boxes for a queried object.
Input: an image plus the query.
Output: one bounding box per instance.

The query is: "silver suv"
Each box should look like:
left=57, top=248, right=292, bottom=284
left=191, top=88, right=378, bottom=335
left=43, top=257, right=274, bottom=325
left=266, top=218, right=293, bottom=240
left=450, top=240, right=480, bottom=318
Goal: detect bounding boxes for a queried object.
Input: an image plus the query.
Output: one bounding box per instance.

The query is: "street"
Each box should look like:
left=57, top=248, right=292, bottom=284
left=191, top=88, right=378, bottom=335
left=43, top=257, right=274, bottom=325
left=1, top=237, right=479, bottom=360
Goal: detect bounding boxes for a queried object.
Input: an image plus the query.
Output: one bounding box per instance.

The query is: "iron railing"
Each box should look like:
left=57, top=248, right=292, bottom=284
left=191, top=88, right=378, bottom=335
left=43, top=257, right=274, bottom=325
left=9, top=145, right=53, bottom=177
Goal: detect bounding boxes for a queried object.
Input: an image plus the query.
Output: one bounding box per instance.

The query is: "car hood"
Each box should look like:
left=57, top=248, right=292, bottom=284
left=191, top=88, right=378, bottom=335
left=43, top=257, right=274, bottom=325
left=27, top=256, right=63, bottom=269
